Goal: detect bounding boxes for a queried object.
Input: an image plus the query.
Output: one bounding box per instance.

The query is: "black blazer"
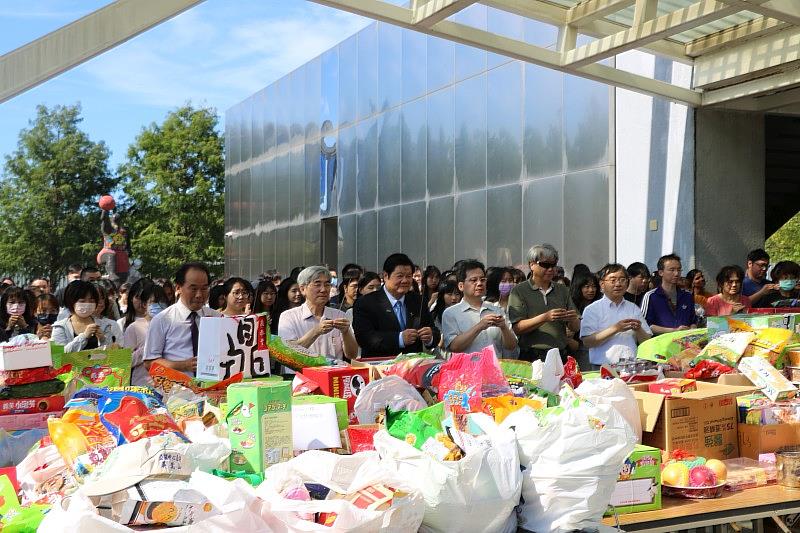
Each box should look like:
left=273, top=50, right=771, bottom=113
left=352, top=288, right=441, bottom=358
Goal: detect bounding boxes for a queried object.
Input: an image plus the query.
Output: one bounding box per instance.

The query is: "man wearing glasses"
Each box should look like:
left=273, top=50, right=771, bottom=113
left=742, top=248, right=779, bottom=305
left=508, top=244, right=580, bottom=361
left=441, top=259, right=517, bottom=356
left=581, top=264, right=652, bottom=368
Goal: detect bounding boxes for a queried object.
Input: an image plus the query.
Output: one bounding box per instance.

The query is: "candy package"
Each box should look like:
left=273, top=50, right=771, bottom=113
left=0, top=379, right=64, bottom=400
left=561, top=356, right=583, bottom=389
left=0, top=365, right=71, bottom=387
left=53, top=348, right=132, bottom=390
left=149, top=361, right=242, bottom=404
left=743, top=328, right=794, bottom=368
left=437, top=346, right=511, bottom=414
left=48, top=401, right=117, bottom=481
left=684, top=359, right=734, bottom=379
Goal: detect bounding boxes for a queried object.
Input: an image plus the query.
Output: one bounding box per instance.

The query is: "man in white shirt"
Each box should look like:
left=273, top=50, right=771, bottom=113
left=144, top=262, right=221, bottom=376
left=580, top=263, right=652, bottom=367
left=441, top=260, right=517, bottom=356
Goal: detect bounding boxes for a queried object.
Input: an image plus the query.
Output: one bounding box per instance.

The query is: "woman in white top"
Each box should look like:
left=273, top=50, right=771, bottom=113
left=119, top=278, right=149, bottom=333
left=92, top=283, right=124, bottom=345
left=125, top=283, right=169, bottom=386
left=52, top=281, right=123, bottom=352
left=220, top=277, right=254, bottom=317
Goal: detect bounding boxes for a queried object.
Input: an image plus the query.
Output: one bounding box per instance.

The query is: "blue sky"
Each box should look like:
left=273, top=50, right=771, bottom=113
left=0, top=0, right=369, bottom=170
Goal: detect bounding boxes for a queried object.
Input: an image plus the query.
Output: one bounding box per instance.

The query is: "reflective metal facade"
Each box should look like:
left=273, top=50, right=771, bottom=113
left=225, top=6, right=613, bottom=276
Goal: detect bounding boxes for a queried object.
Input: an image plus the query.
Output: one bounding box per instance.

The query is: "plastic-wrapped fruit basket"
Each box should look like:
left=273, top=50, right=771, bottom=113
left=663, top=483, right=726, bottom=499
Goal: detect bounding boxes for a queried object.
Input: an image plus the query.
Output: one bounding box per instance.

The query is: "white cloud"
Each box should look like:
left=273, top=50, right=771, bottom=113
left=79, top=1, right=369, bottom=112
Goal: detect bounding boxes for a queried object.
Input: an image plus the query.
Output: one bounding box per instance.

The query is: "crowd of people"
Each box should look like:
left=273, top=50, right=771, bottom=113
left=2, top=245, right=796, bottom=380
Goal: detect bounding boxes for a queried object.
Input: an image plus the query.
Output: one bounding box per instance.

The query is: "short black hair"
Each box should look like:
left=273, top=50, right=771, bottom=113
left=174, top=262, right=211, bottom=286
left=747, top=248, right=770, bottom=264
left=357, top=272, right=381, bottom=293
left=772, top=261, right=800, bottom=281
left=598, top=263, right=628, bottom=280
left=141, top=283, right=169, bottom=306
left=222, top=277, right=253, bottom=298
left=457, top=260, right=486, bottom=282
left=716, top=265, right=745, bottom=292
left=657, top=254, right=681, bottom=272
left=626, top=262, right=650, bottom=279
left=63, top=280, right=99, bottom=312
left=80, top=266, right=100, bottom=280
left=382, top=253, right=414, bottom=276
left=341, top=263, right=363, bottom=277
left=67, top=264, right=83, bottom=275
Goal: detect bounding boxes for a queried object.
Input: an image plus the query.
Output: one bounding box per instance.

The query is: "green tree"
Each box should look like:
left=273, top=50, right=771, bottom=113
left=0, top=104, right=114, bottom=283
left=767, top=211, right=800, bottom=263
left=119, top=105, right=224, bottom=279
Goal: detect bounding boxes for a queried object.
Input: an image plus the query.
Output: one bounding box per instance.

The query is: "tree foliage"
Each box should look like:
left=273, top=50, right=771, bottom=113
left=118, top=105, right=224, bottom=279
left=767, top=211, right=800, bottom=264
left=0, top=104, right=114, bottom=283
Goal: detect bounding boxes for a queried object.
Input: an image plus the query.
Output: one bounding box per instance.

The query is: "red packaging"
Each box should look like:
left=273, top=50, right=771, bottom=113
left=0, top=467, right=18, bottom=492
left=0, top=365, right=71, bottom=387
left=346, top=424, right=380, bottom=453
left=0, top=394, right=65, bottom=415
left=648, top=378, right=697, bottom=396
left=0, top=411, right=64, bottom=430
left=301, top=366, right=369, bottom=424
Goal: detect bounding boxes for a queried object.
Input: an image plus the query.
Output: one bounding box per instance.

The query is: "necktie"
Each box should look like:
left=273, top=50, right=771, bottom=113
left=189, top=311, right=199, bottom=357
left=394, top=300, right=406, bottom=330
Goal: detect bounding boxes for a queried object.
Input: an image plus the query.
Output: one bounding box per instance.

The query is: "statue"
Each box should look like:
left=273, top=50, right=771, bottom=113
left=96, top=195, right=131, bottom=283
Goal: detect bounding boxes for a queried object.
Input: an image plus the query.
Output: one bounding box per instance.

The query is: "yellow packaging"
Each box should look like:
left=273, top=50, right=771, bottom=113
left=482, top=395, right=546, bottom=423
left=743, top=328, right=794, bottom=367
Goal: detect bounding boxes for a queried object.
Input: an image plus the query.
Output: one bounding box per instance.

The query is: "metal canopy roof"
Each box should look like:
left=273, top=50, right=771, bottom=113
left=310, top=0, right=800, bottom=110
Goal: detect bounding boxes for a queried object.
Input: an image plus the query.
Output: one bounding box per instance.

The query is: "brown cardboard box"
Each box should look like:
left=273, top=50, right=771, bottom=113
left=738, top=423, right=800, bottom=459
left=350, top=358, right=395, bottom=382
left=633, top=382, right=755, bottom=460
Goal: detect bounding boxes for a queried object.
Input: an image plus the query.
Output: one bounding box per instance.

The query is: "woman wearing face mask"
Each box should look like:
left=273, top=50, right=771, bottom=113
left=0, top=287, right=37, bottom=341
left=52, top=281, right=123, bottom=352
left=485, top=267, right=515, bottom=311
left=34, top=293, right=60, bottom=340
left=126, top=283, right=168, bottom=386
left=759, top=261, right=800, bottom=308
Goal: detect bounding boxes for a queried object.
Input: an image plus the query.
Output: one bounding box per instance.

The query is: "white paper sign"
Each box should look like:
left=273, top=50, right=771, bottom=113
left=291, top=403, right=341, bottom=451
left=196, top=314, right=271, bottom=381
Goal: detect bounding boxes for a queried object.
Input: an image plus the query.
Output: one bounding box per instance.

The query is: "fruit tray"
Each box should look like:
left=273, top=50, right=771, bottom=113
left=662, top=482, right=726, bottom=499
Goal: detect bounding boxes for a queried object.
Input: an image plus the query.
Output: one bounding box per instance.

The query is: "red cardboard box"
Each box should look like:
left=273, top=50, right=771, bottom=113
left=0, top=395, right=65, bottom=416
left=648, top=378, right=697, bottom=397
left=302, top=366, right=369, bottom=424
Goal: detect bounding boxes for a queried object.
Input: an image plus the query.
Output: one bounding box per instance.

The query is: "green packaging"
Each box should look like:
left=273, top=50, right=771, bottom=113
left=292, top=395, right=348, bottom=430
left=606, top=445, right=661, bottom=515
left=707, top=314, right=800, bottom=338
left=227, top=380, right=292, bottom=473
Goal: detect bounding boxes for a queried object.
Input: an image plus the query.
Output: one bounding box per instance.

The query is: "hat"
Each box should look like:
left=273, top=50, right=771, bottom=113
left=81, top=436, right=193, bottom=497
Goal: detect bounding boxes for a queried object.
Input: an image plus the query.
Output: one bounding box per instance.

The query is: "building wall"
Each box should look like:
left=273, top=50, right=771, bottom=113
left=225, top=5, right=694, bottom=279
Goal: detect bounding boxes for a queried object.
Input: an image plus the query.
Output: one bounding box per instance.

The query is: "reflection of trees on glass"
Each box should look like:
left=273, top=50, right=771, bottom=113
left=566, top=92, right=609, bottom=170
left=379, top=111, right=402, bottom=205
left=357, top=120, right=379, bottom=210
left=456, top=123, right=487, bottom=191
left=427, top=123, right=454, bottom=197
left=401, top=102, right=427, bottom=203
left=488, top=129, right=522, bottom=184
left=524, top=124, right=562, bottom=179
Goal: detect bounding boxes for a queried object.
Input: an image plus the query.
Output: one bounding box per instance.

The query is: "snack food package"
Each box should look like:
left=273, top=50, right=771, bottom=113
left=256, top=450, right=425, bottom=533
left=743, top=328, right=794, bottom=367
left=437, top=346, right=511, bottom=414
left=374, top=413, right=522, bottom=533
left=693, top=332, right=756, bottom=367
left=268, top=336, right=329, bottom=371
left=482, top=395, right=546, bottom=423
left=149, top=361, right=242, bottom=405
left=110, top=479, right=219, bottom=526
left=94, top=389, right=188, bottom=445
left=48, top=400, right=117, bottom=481
left=382, top=357, right=443, bottom=391
left=0, top=365, right=71, bottom=387
left=0, top=379, right=65, bottom=399
left=684, top=359, right=734, bottom=380
left=738, top=356, right=798, bottom=401
left=385, top=403, right=447, bottom=452
left=0, top=394, right=66, bottom=416
left=354, top=375, right=427, bottom=425
left=16, top=444, right=79, bottom=506
left=53, top=349, right=132, bottom=390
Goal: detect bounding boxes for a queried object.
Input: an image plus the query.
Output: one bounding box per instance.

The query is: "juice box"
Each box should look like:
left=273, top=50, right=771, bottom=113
left=606, top=445, right=661, bottom=515
left=301, top=366, right=369, bottom=424
left=227, top=381, right=292, bottom=473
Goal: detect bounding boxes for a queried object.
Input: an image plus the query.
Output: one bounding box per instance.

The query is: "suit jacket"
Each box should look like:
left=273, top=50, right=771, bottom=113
left=353, top=288, right=441, bottom=358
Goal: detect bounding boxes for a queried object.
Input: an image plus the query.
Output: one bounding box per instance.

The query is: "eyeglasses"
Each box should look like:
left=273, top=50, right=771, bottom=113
left=753, top=262, right=769, bottom=270
left=465, top=277, right=487, bottom=284
left=603, top=277, right=629, bottom=286
left=535, top=261, right=557, bottom=270
left=231, top=290, right=250, bottom=297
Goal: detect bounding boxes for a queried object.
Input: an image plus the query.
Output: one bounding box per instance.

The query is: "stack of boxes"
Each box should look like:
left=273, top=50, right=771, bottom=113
left=0, top=342, right=64, bottom=430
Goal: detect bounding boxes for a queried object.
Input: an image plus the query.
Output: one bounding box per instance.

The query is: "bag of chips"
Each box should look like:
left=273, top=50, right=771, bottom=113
left=693, top=331, right=756, bottom=366
left=268, top=336, right=329, bottom=371
left=97, top=390, right=187, bottom=446
left=383, top=357, right=442, bottom=392
left=744, top=328, right=794, bottom=368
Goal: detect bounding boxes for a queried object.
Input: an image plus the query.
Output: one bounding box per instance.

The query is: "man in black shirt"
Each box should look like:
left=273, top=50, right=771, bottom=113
left=624, top=262, right=651, bottom=308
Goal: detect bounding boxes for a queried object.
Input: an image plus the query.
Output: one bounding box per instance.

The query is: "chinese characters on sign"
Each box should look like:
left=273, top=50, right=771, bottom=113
left=197, top=314, right=271, bottom=381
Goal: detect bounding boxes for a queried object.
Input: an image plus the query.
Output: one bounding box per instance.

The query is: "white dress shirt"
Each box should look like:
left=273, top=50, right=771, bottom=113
left=441, top=300, right=517, bottom=356
left=144, top=300, right=221, bottom=366
left=579, top=296, right=652, bottom=365
left=277, top=304, right=351, bottom=360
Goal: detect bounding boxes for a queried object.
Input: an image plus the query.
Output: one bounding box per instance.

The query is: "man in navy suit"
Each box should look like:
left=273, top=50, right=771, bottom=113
left=353, top=253, right=440, bottom=357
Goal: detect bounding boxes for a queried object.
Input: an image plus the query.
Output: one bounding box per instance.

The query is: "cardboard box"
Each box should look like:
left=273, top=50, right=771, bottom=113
left=648, top=378, right=697, bottom=396
left=738, top=422, right=800, bottom=459
left=0, top=394, right=65, bottom=415
left=111, top=480, right=218, bottom=526
left=0, top=410, right=63, bottom=430
left=301, top=366, right=369, bottom=424
left=634, top=382, right=755, bottom=460
left=227, top=380, right=292, bottom=473
left=196, top=314, right=270, bottom=381
left=0, top=342, right=52, bottom=371
left=707, top=314, right=800, bottom=338
left=350, top=358, right=394, bottom=382
left=738, top=356, right=798, bottom=401
left=606, top=445, right=661, bottom=515
left=292, top=395, right=348, bottom=430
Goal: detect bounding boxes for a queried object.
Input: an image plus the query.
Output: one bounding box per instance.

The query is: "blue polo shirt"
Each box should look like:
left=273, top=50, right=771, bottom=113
left=742, top=276, right=765, bottom=297
left=640, top=286, right=697, bottom=330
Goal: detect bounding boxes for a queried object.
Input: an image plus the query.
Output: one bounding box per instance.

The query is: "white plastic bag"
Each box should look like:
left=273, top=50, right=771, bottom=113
left=374, top=414, right=522, bottom=533
left=502, top=397, right=636, bottom=533
left=538, top=348, right=564, bottom=394
left=576, top=377, right=642, bottom=443
left=354, top=375, right=427, bottom=424
left=256, top=450, right=425, bottom=532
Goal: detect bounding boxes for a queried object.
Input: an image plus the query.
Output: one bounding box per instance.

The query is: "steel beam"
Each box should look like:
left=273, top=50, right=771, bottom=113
left=0, top=0, right=205, bottom=104
left=566, top=0, right=636, bottom=27
left=685, top=15, right=785, bottom=56
left=718, top=0, right=800, bottom=26
left=411, top=0, right=477, bottom=28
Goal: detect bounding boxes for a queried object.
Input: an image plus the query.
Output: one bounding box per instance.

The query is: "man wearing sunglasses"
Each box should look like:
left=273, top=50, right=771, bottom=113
left=508, top=244, right=580, bottom=362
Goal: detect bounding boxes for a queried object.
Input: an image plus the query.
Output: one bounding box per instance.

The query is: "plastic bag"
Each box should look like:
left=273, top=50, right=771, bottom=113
left=53, top=349, right=132, bottom=391
left=561, top=356, right=582, bottom=389
left=575, top=378, right=642, bottom=444
left=48, top=399, right=117, bottom=481
left=744, top=328, right=794, bottom=367
left=637, top=328, right=708, bottom=362
left=256, top=450, right=425, bottom=532
left=374, top=414, right=522, bottom=533
left=538, top=348, right=564, bottom=394
left=482, top=396, right=546, bottom=423
left=437, top=346, right=511, bottom=414
left=383, top=358, right=443, bottom=391
left=693, top=332, right=755, bottom=367
left=16, top=444, right=79, bottom=506
left=0, top=428, right=47, bottom=467
left=354, top=375, right=427, bottom=424
left=502, top=395, right=636, bottom=532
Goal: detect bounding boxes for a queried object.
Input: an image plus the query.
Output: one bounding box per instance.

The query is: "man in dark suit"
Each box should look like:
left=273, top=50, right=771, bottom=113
left=353, top=253, right=440, bottom=357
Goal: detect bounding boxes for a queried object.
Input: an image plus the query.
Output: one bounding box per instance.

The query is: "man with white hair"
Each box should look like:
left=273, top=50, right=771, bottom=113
left=508, top=244, right=580, bottom=361
left=277, top=265, right=358, bottom=361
